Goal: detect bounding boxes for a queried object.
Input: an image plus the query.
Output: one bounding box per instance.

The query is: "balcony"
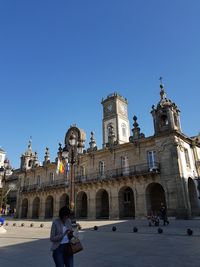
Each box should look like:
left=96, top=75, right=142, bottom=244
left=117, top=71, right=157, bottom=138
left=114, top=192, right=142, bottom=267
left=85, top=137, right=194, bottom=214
left=20, top=162, right=160, bottom=192
left=20, top=179, right=69, bottom=193
left=76, top=162, right=160, bottom=184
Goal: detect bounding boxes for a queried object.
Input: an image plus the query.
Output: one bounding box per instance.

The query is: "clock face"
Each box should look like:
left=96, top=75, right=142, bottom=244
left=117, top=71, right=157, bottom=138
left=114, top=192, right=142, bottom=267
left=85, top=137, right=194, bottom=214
left=119, top=103, right=127, bottom=115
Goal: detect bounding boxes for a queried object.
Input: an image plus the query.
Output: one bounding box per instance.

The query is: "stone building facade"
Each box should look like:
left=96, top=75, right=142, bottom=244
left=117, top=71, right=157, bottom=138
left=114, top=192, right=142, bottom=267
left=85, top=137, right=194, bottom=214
left=13, top=84, right=200, bottom=220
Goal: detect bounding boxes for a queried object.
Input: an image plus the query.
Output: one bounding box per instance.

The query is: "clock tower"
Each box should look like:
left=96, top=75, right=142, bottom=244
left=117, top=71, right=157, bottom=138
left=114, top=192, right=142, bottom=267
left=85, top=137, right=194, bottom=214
left=101, top=92, right=130, bottom=147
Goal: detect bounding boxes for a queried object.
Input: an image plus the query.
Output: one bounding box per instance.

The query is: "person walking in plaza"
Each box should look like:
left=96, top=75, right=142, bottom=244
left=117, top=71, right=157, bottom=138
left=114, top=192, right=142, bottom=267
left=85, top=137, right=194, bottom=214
left=50, top=206, right=74, bottom=267
left=159, top=202, right=169, bottom=226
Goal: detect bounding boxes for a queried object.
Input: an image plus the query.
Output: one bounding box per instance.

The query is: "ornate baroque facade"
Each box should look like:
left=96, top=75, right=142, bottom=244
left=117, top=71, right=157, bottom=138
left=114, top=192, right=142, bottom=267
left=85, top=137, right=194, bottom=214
left=12, top=84, right=200, bottom=220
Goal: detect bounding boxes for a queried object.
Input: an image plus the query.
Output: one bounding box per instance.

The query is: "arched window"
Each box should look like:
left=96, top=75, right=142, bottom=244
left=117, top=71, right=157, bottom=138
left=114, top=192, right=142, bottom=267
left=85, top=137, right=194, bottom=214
left=160, top=114, right=168, bottom=126
left=28, top=160, right=32, bottom=167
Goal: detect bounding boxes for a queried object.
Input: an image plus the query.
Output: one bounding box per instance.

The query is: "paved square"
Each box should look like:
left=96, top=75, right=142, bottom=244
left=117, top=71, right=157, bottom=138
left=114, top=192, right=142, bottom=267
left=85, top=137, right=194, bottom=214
left=0, top=219, right=200, bottom=267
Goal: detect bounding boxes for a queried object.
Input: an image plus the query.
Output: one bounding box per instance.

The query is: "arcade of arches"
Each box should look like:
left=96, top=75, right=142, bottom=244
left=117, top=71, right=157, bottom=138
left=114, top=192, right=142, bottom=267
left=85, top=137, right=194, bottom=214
left=19, top=180, right=199, bottom=219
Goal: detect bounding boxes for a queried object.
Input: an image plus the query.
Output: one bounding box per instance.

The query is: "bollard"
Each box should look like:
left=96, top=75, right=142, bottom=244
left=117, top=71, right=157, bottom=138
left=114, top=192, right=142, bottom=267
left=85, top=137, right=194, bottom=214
left=112, top=226, right=117, bottom=232
left=133, top=227, right=138, bottom=233
left=187, top=228, right=193, bottom=236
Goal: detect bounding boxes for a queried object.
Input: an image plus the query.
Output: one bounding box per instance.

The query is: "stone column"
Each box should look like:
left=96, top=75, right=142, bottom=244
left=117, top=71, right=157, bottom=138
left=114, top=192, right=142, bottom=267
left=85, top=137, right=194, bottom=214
left=54, top=193, right=60, bottom=218
left=87, top=190, right=96, bottom=220
left=39, top=194, right=45, bottom=219
left=27, top=197, right=33, bottom=219
left=135, top=182, right=146, bottom=218
left=109, top=186, right=119, bottom=219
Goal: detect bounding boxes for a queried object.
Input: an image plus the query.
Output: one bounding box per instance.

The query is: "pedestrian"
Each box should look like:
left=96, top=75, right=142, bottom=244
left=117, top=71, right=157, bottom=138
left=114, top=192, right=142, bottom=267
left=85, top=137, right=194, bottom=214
left=159, top=202, right=169, bottom=226
left=50, top=206, right=74, bottom=267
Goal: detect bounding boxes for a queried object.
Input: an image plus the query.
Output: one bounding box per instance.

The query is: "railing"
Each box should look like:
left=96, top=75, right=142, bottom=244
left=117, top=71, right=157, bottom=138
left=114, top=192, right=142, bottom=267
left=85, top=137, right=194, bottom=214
left=20, top=179, right=69, bottom=193
left=20, top=162, right=160, bottom=192
left=76, top=162, right=160, bottom=183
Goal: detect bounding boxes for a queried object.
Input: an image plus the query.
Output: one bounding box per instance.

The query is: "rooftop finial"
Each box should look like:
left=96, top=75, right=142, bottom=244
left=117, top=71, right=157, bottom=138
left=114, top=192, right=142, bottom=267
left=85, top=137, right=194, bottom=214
left=159, top=76, right=166, bottom=100
left=28, top=136, right=32, bottom=149
left=159, top=76, right=163, bottom=87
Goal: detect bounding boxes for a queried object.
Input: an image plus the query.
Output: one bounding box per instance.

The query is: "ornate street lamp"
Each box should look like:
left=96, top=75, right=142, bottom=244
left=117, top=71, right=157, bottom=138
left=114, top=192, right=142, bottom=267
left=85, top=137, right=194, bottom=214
left=62, top=127, right=85, bottom=220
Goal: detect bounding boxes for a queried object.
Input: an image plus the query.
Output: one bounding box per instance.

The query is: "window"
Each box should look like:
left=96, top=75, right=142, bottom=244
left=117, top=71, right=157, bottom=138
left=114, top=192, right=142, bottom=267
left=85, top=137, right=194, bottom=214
left=28, top=160, right=32, bottom=167
left=37, top=175, right=41, bottom=186
left=160, top=114, right=168, bottom=126
left=184, top=149, right=191, bottom=168
left=121, top=123, right=127, bottom=137
left=121, top=156, right=129, bottom=175
left=99, top=161, right=105, bottom=176
left=80, top=166, right=85, bottom=177
left=147, top=151, right=157, bottom=169
left=124, top=189, right=131, bottom=203
left=49, top=173, right=54, bottom=184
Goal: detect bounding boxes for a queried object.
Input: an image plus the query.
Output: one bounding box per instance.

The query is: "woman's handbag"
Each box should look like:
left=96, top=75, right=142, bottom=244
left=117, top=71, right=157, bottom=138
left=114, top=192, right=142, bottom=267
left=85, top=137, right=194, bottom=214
left=66, top=237, right=83, bottom=255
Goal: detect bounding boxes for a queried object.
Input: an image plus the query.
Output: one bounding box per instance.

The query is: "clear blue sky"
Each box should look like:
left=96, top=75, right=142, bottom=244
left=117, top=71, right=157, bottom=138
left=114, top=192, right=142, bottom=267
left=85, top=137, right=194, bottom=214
left=0, top=0, right=200, bottom=168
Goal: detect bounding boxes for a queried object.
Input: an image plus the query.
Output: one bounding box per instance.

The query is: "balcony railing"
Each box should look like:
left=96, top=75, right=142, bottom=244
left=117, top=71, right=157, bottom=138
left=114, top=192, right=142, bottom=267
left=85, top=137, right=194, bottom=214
left=76, top=162, right=160, bottom=183
left=20, top=179, right=68, bottom=193
left=20, top=162, right=160, bottom=192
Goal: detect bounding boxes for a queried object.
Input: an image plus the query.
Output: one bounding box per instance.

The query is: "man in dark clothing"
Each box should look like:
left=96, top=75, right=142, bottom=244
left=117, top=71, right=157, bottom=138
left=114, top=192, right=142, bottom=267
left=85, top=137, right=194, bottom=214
left=159, top=202, right=169, bottom=226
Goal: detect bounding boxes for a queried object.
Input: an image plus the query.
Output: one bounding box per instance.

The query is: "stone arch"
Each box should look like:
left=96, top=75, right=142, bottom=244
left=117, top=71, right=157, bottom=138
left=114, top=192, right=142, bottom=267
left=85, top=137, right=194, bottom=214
left=76, top=191, right=88, bottom=218
left=96, top=189, right=109, bottom=219
left=59, top=193, right=69, bottom=209
left=32, top=197, right=40, bottom=219
left=119, top=186, right=135, bottom=219
left=21, top=198, right=28, bottom=218
left=188, top=178, right=199, bottom=216
left=45, top=195, right=54, bottom=218
left=146, top=183, right=166, bottom=215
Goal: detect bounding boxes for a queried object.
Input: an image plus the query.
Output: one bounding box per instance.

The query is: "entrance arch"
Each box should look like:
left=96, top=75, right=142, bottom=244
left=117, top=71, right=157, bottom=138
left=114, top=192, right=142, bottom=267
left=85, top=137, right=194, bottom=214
left=146, top=183, right=166, bottom=215
left=59, top=193, right=69, bottom=209
left=21, top=198, right=28, bottom=218
left=32, top=197, right=40, bottom=219
left=119, top=186, right=135, bottom=218
left=188, top=178, right=199, bottom=216
left=45, top=195, right=54, bottom=218
left=96, top=189, right=109, bottom=219
left=76, top=192, right=88, bottom=218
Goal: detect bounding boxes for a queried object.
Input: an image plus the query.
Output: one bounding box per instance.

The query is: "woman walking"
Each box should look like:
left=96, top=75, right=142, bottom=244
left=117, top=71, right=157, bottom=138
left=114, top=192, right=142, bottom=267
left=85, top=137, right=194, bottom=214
left=50, top=206, right=74, bottom=267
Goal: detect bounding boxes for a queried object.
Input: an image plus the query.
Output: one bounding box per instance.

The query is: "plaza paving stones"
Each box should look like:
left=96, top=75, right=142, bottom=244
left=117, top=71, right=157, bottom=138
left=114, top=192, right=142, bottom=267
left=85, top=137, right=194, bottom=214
left=0, top=219, right=200, bottom=267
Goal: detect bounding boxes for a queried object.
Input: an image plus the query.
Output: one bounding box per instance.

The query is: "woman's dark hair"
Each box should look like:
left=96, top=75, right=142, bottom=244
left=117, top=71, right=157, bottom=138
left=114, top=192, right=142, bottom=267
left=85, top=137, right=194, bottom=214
left=59, top=206, right=71, bottom=219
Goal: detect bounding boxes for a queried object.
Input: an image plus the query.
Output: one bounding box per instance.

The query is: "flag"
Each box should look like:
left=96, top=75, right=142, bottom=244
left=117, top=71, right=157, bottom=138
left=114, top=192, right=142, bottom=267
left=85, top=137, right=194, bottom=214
left=56, top=158, right=60, bottom=174
left=59, top=161, right=65, bottom=174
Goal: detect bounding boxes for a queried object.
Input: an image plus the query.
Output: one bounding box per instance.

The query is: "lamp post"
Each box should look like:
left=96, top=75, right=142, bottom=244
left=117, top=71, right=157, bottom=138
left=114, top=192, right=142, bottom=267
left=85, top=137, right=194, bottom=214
left=62, top=131, right=84, bottom=219
left=0, top=167, right=6, bottom=213
left=0, top=167, right=15, bottom=215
